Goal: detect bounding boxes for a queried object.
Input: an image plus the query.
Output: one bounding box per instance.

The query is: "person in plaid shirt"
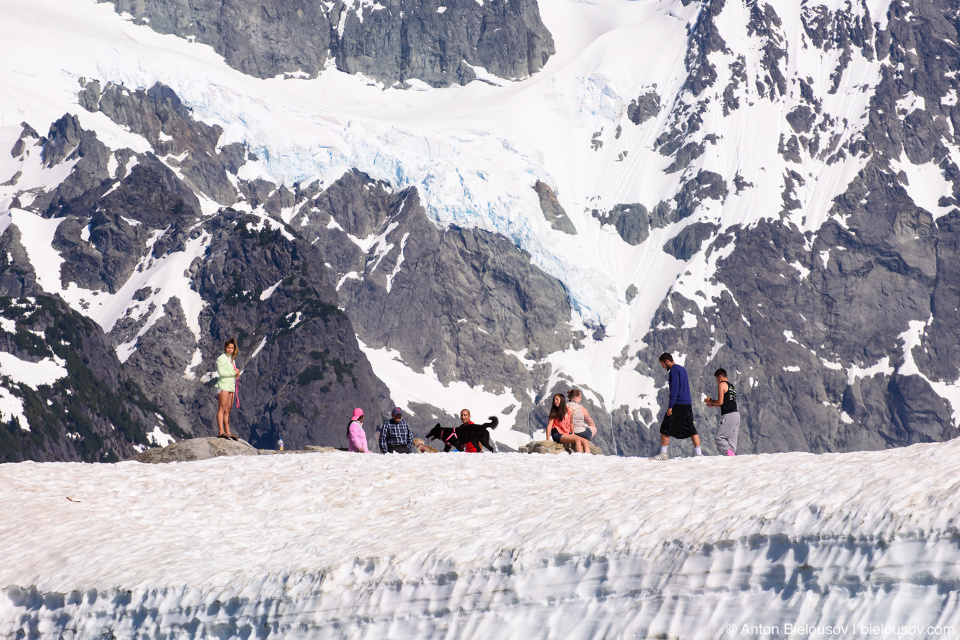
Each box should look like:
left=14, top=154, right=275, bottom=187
left=379, top=407, right=416, bottom=453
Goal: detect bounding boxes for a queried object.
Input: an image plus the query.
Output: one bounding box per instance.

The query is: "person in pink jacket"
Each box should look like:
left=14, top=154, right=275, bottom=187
left=347, top=408, right=369, bottom=453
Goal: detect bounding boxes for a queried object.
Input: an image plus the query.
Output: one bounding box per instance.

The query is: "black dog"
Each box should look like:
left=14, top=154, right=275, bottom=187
left=426, top=416, right=499, bottom=452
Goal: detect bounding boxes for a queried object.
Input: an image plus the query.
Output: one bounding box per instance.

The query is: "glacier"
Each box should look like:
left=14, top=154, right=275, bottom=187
left=2, top=442, right=959, bottom=639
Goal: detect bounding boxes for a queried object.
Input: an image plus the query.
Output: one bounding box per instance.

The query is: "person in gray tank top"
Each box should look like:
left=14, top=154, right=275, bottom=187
left=566, top=389, right=597, bottom=441
left=704, top=368, right=740, bottom=456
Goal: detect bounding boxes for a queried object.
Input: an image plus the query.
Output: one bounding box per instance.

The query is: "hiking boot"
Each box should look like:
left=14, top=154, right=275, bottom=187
left=651, top=452, right=669, bottom=461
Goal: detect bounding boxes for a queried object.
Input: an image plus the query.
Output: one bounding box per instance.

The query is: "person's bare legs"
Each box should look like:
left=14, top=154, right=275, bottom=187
left=577, top=434, right=591, bottom=453
left=224, top=393, right=235, bottom=437
left=691, top=434, right=701, bottom=448
left=217, top=391, right=234, bottom=437
left=559, top=433, right=589, bottom=453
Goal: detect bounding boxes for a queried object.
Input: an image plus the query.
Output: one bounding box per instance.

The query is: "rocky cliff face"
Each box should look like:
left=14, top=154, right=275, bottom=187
left=0, top=83, right=395, bottom=458
left=0, top=288, right=184, bottom=463
left=288, top=168, right=578, bottom=438
left=596, top=0, right=960, bottom=454
left=100, top=0, right=555, bottom=86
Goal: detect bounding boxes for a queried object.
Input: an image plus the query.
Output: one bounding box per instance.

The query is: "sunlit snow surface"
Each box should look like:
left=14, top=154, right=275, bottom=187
left=2, top=443, right=959, bottom=639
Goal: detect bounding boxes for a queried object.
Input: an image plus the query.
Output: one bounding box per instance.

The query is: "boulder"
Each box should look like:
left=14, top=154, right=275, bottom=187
left=132, top=437, right=259, bottom=463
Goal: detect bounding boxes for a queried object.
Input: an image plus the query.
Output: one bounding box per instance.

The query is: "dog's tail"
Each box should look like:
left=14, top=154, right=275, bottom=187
left=487, top=416, right=499, bottom=429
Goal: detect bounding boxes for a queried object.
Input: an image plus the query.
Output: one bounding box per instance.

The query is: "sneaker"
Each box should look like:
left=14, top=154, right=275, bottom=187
left=651, top=452, right=669, bottom=461
left=694, top=451, right=703, bottom=456
left=726, top=449, right=736, bottom=456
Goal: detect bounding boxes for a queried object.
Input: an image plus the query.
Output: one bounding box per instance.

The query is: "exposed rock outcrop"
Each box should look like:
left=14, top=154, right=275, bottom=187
left=133, top=437, right=259, bottom=463
left=100, top=0, right=555, bottom=87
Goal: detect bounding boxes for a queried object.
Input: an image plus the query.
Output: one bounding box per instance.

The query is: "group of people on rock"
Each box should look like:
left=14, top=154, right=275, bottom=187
left=213, top=339, right=741, bottom=458
left=545, top=388, right=596, bottom=453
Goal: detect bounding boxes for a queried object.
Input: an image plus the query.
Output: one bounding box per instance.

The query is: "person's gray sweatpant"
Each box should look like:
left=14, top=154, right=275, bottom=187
left=715, top=412, right=740, bottom=454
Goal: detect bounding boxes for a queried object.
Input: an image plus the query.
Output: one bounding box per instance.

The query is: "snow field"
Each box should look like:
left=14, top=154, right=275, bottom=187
left=2, top=440, right=959, bottom=638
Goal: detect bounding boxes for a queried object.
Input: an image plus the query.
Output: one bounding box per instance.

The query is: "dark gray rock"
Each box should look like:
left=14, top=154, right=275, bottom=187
left=533, top=181, right=576, bottom=234
left=40, top=114, right=84, bottom=168
left=0, top=226, right=42, bottom=299
left=675, top=171, right=728, bottom=220
left=0, top=294, right=183, bottom=463
left=748, top=1, right=787, bottom=99
left=681, top=0, right=728, bottom=96
left=627, top=90, right=661, bottom=126
left=100, top=0, right=554, bottom=87
left=218, top=142, right=247, bottom=175
left=52, top=153, right=203, bottom=293
left=662, top=221, right=719, bottom=261
left=77, top=79, right=101, bottom=112
left=592, top=203, right=649, bottom=246
left=89, top=82, right=237, bottom=205
left=786, top=105, right=816, bottom=133
left=30, top=116, right=114, bottom=218
left=0, top=96, right=394, bottom=458
left=10, top=122, right=39, bottom=159
left=304, top=180, right=574, bottom=389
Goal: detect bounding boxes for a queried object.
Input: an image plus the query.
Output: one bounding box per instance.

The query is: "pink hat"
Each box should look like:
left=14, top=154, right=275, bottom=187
left=351, top=408, right=364, bottom=420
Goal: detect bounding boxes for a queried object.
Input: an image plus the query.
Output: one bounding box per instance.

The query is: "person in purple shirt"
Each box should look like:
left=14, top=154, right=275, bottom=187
left=652, top=353, right=702, bottom=460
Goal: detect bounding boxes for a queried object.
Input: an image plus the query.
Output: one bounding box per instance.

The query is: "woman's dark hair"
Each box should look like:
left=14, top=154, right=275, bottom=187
left=224, top=338, right=238, bottom=359
left=567, top=388, right=582, bottom=402
left=548, top=393, right=568, bottom=422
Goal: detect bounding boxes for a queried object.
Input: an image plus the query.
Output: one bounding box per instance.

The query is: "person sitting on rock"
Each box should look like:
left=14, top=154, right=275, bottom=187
left=215, top=338, right=241, bottom=441
left=379, top=407, right=416, bottom=454
left=347, top=408, right=369, bottom=453
left=546, top=393, right=591, bottom=453
left=566, top=388, right=597, bottom=442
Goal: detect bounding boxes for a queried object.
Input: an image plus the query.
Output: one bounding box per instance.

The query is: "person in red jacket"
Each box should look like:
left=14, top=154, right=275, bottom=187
left=459, top=409, right=479, bottom=452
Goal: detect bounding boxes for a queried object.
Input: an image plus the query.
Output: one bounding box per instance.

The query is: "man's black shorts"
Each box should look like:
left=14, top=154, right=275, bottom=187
left=660, top=404, right=697, bottom=439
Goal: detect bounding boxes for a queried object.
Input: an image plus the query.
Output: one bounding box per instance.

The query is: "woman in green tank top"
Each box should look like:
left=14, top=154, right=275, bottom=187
left=215, top=338, right=241, bottom=440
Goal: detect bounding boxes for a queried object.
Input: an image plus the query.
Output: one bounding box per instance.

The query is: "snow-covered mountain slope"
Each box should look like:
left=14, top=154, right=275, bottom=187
left=2, top=444, right=959, bottom=638
left=1, top=0, right=959, bottom=458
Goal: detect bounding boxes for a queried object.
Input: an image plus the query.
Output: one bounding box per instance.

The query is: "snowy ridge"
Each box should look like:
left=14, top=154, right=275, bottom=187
left=2, top=442, right=959, bottom=638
